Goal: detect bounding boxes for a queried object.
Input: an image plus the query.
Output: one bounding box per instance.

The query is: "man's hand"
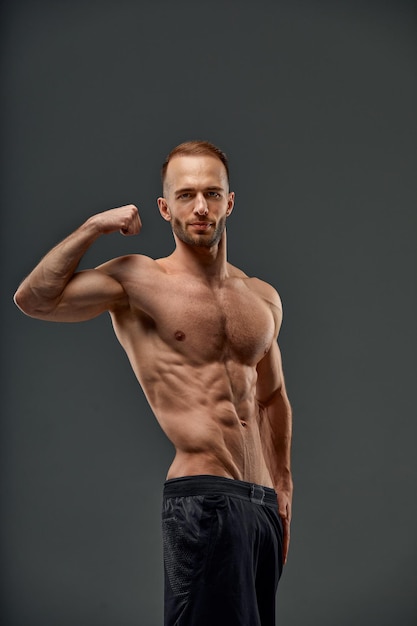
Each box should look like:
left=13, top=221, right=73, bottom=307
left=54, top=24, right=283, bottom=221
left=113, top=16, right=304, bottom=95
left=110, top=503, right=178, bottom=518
left=278, top=490, right=292, bottom=565
left=90, top=204, right=142, bottom=236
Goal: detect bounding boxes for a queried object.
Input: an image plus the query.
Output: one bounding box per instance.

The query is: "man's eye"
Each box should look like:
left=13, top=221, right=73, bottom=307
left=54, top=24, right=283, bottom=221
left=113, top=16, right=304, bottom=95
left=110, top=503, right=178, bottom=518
left=179, top=193, right=191, bottom=199
left=207, top=191, right=220, bottom=198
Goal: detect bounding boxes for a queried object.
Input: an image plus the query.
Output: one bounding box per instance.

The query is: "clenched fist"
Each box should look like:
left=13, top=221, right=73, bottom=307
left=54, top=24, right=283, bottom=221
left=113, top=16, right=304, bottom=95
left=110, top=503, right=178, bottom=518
left=90, top=204, right=142, bottom=236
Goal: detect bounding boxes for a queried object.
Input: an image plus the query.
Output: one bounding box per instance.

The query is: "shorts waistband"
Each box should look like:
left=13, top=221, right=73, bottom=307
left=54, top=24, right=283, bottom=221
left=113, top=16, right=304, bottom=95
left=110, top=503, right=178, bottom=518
left=163, top=475, right=277, bottom=506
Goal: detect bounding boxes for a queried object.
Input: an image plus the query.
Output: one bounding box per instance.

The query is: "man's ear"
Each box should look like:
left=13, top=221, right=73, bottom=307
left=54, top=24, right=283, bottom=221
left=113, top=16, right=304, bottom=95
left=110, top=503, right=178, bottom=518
left=157, top=197, right=171, bottom=221
left=226, top=191, right=235, bottom=216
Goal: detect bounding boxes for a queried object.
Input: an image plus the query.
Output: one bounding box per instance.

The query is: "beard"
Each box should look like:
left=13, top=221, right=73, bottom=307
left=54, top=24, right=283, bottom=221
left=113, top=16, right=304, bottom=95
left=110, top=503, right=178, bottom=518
left=171, top=215, right=226, bottom=248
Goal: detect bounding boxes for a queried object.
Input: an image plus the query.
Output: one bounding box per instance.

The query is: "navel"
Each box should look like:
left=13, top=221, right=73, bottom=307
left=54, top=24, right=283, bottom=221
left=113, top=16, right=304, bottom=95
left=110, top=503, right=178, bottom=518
left=240, top=420, right=247, bottom=428
left=174, top=330, right=186, bottom=341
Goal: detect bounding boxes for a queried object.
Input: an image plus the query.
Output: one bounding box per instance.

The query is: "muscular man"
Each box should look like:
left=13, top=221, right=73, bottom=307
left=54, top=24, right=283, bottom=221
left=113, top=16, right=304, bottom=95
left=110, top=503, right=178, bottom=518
left=14, top=141, right=292, bottom=626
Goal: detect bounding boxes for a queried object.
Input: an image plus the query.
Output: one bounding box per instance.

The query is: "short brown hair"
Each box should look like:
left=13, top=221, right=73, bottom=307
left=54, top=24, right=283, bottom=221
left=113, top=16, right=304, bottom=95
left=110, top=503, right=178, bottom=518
left=161, top=140, right=230, bottom=188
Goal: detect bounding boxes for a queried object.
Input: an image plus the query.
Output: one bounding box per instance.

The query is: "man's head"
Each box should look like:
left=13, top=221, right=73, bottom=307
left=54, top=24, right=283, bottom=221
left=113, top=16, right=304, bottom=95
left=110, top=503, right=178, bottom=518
left=158, top=140, right=234, bottom=249
left=161, top=140, right=230, bottom=195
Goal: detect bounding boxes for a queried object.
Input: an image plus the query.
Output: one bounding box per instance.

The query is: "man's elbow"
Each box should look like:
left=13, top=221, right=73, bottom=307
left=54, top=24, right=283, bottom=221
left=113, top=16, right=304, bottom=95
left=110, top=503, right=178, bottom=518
left=13, top=285, right=54, bottom=318
left=257, top=384, right=285, bottom=408
left=14, top=284, right=30, bottom=313
left=14, top=286, right=36, bottom=317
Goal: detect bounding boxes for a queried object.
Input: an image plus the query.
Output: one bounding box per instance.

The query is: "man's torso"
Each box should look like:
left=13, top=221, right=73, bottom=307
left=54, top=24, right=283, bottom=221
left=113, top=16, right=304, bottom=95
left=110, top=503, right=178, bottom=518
left=99, top=254, right=281, bottom=486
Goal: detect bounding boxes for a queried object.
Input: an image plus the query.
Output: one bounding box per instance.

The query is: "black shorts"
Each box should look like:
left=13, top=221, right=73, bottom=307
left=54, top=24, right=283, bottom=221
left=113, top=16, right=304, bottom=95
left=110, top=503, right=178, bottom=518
left=162, top=475, right=284, bottom=626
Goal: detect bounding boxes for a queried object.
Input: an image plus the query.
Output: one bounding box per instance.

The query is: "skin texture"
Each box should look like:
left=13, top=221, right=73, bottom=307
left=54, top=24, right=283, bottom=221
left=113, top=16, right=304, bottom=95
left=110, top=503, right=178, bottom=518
left=14, top=154, right=293, bottom=563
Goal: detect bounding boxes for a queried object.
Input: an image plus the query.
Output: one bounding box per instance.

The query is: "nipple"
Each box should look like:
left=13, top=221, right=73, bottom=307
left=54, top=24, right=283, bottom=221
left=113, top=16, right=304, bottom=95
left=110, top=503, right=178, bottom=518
left=175, top=330, right=186, bottom=341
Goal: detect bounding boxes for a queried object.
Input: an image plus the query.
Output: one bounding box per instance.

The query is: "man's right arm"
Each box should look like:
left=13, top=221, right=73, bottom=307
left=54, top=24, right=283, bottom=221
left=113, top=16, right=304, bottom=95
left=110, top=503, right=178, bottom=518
left=14, top=204, right=141, bottom=323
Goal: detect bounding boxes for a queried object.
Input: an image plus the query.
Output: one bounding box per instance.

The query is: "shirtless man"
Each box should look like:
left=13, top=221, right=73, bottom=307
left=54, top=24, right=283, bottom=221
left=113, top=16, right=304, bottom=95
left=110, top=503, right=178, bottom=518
left=14, top=141, right=292, bottom=626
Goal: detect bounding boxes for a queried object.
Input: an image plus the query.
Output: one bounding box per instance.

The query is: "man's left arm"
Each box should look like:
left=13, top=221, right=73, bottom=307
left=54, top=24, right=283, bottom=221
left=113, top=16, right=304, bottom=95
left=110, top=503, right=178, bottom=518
left=256, top=338, right=293, bottom=565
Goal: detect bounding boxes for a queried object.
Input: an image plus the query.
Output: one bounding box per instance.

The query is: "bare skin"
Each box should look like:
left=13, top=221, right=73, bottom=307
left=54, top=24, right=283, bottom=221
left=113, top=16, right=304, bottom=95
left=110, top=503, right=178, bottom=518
left=14, top=154, right=293, bottom=563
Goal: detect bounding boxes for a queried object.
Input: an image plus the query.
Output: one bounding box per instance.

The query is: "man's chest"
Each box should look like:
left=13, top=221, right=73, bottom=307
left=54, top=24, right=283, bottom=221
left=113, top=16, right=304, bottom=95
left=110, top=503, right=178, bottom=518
left=127, top=276, right=276, bottom=365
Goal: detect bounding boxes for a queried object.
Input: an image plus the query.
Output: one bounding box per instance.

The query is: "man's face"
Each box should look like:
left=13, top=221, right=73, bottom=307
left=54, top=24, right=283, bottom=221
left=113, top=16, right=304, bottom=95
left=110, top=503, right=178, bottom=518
left=158, top=155, right=234, bottom=248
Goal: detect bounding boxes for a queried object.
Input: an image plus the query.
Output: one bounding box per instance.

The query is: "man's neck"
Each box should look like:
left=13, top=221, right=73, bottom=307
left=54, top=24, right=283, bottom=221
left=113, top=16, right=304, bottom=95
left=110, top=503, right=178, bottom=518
left=168, top=232, right=229, bottom=282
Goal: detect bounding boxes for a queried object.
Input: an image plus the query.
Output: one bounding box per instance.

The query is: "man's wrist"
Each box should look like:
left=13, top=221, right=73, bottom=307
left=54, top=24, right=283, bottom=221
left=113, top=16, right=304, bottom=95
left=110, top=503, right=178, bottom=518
left=82, top=215, right=105, bottom=239
left=273, top=472, right=293, bottom=495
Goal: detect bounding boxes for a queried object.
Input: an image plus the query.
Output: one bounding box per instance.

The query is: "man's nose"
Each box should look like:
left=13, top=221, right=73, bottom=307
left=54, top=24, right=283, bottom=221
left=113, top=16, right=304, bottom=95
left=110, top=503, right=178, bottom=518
left=194, top=194, right=208, bottom=215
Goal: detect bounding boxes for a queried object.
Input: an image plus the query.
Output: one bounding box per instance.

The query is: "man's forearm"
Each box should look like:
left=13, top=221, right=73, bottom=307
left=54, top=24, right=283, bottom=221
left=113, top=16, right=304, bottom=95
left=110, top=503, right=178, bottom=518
left=266, top=388, right=293, bottom=565
left=262, top=388, right=293, bottom=494
left=14, top=217, right=101, bottom=315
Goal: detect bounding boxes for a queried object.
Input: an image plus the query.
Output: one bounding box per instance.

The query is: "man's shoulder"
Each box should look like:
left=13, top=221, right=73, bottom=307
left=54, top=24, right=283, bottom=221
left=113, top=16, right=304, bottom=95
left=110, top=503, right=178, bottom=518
left=96, top=254, right=166, bottom=276
left=248, top=278, right=282, bottom=312
left=228, top=264, right=282, bottom=311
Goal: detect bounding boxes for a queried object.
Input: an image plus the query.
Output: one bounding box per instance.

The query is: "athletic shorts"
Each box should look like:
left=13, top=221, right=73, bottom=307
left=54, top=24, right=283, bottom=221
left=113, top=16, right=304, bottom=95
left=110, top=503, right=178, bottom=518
left=162, top=475, right=284, bottom=626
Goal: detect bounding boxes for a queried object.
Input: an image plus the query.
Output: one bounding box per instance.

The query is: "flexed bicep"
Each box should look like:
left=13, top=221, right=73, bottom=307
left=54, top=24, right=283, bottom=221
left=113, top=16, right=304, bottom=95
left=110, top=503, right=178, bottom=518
left=47, top=268, right=128, bottom=322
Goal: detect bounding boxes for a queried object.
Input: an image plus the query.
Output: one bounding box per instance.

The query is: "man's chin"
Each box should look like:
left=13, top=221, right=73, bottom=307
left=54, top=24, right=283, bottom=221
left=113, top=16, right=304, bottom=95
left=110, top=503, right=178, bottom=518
left=185, top=235, right=217, bottom=248
left=174, top=230, right=218, bottom=248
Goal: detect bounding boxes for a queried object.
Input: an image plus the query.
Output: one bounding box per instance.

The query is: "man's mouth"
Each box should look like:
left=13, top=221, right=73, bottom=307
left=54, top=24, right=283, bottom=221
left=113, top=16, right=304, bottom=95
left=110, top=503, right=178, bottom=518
left=189, top=222, right=212, bottom=229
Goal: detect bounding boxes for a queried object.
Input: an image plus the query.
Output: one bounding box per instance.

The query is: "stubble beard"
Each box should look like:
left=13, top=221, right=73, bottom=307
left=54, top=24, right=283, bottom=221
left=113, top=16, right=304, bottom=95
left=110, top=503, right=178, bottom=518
left=172, top=215, right=226, bottom=248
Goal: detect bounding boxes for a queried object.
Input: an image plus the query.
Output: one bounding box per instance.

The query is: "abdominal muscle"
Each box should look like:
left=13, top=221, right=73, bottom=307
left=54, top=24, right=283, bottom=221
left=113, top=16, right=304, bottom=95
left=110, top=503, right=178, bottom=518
left=166, top=417, right=274, bottom=488
left=133, top=352, right=274, bottom=488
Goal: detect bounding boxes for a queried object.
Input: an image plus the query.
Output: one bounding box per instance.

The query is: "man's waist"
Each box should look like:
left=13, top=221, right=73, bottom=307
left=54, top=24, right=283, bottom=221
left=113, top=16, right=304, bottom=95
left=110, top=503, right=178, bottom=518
left=163, top=474, right=277, bottom=506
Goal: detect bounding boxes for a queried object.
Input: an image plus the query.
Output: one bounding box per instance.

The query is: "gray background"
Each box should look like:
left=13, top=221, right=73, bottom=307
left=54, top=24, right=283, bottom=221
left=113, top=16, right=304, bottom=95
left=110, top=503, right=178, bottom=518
left=1, top=0, right=416, bottom=624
